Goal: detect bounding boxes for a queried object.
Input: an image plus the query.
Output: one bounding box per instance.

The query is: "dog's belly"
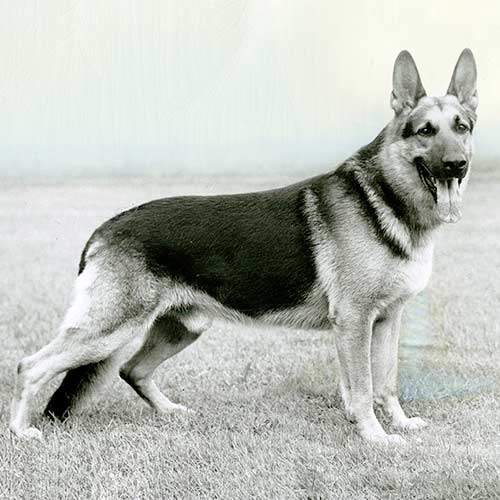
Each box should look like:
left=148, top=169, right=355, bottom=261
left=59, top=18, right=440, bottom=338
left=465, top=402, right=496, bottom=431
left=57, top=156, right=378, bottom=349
left=258, top=285, right=330, bottom=329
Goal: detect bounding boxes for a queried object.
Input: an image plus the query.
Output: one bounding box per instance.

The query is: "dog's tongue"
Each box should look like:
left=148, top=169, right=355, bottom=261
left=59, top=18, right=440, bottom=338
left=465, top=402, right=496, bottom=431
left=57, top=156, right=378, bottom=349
left=436, top=178, right=462, bottom=223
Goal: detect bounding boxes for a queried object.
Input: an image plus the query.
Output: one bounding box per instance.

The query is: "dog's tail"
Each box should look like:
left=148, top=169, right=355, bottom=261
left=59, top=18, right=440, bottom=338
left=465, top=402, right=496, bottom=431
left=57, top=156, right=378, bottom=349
left=44, top=356, right=120, bottom=421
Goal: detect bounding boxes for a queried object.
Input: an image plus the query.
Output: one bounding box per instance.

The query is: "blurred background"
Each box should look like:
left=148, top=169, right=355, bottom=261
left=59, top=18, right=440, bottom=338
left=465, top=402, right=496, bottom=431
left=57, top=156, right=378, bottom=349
left=0, top=0, right=498, bottom=179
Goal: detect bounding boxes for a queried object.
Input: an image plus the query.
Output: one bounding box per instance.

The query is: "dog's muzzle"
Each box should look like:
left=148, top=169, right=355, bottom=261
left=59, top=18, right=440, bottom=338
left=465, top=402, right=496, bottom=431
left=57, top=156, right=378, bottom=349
left=414, top=156, right=465, bottom=224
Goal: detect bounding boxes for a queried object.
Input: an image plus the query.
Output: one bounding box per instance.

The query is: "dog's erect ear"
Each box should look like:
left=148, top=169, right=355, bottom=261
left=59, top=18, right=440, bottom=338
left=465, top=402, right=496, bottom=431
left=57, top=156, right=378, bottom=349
left=447, top=48, right=478, bottom=111
left=391, top=50, right=426, bottom=115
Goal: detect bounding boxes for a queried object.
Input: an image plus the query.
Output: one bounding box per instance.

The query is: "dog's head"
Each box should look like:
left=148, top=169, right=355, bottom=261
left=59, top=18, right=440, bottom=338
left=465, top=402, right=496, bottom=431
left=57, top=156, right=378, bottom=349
left=387, top=49, right=477, bottom=224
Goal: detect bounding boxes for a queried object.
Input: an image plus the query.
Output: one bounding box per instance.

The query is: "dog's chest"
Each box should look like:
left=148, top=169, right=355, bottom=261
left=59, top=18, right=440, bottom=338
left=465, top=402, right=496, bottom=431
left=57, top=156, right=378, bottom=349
left=390, top=240, right=434, bottom=299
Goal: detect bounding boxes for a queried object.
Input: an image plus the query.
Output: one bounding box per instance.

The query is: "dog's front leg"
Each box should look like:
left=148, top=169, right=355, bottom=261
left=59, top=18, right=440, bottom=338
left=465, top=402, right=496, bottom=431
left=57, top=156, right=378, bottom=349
left=371, top=305, right=428, bottom=431
left=332, top=306, right=405, bottom=445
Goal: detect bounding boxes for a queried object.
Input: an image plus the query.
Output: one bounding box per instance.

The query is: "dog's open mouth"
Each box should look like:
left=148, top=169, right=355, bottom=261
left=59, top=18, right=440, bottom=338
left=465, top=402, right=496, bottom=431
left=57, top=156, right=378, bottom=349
left=414, top=157, right=462, bottom=224
left=415, top=157, right=438, bottom=201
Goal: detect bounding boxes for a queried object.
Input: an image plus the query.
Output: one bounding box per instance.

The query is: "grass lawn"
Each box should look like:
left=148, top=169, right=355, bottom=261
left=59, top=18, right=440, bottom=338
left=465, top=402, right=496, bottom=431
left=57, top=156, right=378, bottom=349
left=0, top=170, right=499, bottom=499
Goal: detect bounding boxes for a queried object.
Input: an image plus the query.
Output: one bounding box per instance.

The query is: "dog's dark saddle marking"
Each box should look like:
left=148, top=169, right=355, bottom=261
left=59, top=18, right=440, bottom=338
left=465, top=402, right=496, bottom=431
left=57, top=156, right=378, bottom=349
left=86, top=184, right=318, bottom=316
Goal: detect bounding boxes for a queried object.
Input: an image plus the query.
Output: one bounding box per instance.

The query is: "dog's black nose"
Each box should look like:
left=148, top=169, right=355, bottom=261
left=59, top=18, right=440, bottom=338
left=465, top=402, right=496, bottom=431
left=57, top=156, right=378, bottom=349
left=442, top=155, right=468, bottom=178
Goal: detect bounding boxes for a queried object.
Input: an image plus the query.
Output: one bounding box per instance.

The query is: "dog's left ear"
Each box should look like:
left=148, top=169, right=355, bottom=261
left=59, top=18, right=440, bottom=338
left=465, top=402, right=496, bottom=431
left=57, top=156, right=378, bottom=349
left=447, top=48, right=478, bottom=111
left=391, top=50, right=426, bottom=115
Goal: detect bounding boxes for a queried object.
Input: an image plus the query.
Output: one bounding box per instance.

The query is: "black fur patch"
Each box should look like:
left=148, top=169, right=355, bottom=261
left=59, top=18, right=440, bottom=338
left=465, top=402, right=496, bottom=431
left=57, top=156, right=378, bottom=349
left=373, top=172, right=419, bottom=232
left=308, top=176, right=334, bottom=226
left=93, top=185, right=317, bottom=316
left=467, top=115, right=475, bottom=132
left=402, top=121, right=414, bottom=139
left=44, top=361, right=109, bottom=421
left=78, top=239, right=91, bottom=275
left=335, top=166, right=410, bottom=260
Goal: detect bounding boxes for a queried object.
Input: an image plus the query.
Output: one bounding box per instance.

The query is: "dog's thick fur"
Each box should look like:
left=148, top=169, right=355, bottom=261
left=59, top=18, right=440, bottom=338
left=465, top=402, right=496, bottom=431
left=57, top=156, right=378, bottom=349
left=11, top=49, right=478, bottom=444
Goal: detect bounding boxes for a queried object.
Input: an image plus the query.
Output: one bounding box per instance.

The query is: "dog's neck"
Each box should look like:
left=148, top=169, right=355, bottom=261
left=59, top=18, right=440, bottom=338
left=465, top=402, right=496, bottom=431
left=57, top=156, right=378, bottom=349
left=353, top=126, right=443, bottom=233
left=329, top=128, right=442, bottom=260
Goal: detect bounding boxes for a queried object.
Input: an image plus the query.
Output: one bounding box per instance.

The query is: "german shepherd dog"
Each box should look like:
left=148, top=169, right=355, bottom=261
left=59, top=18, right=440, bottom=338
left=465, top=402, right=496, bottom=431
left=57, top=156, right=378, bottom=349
left=11, top=49, right=477, bottom=444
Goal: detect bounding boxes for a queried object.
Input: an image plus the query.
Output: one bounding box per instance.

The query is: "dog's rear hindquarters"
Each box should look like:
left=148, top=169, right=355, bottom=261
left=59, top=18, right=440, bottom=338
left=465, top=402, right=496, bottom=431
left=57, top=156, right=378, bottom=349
left=41, top=252, right=153, bottom=421
left=10, top=246, right=204, bottom=438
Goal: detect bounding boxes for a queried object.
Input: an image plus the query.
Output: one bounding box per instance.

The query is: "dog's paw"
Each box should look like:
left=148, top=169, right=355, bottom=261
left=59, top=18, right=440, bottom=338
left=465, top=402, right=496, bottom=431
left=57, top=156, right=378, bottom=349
left=359, top=425, right=407, bottom=446
left=173, top=404, right=195, bottom=414
left=393, top=416, right=428, bottom=431
left=363, top=432, right=407, bottom=446
left=385, top=433, right=407, bottom=445
left=156, top=402, right=194, bottom=415
left=10, top=426, right=43, bottom=441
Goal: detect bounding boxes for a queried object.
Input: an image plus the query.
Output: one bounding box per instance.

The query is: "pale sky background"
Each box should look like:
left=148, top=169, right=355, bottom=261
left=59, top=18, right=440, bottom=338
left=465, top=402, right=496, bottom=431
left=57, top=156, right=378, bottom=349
left=0, top=0, right=498, bottom=177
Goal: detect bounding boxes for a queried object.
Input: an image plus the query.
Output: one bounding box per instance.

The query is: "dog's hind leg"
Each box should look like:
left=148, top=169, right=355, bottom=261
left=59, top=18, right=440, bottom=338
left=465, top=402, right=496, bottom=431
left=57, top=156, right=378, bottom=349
left=10, top=256, right=159, bottom=439
left=371, top=305, right=428, bottom=432
left=43, top=346, right=132, bottom=422
left=10, top=323, right=143, bottom=439
left=119, top=313, right=204, bottom=413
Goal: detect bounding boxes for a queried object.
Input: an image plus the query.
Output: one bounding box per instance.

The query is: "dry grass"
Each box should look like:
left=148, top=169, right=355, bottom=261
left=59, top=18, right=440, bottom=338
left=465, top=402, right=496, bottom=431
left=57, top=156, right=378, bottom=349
left=0, top=171, right=498, bottom=499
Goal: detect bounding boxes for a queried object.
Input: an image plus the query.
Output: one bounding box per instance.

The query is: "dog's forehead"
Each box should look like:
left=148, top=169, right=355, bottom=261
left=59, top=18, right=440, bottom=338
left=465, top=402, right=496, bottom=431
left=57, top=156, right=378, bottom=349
left=411, top=96, right=465, bottom=124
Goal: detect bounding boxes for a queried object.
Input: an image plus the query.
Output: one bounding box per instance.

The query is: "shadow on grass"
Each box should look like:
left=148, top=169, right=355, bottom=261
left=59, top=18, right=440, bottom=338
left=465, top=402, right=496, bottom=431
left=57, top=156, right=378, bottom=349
left=400, top=293, right=495, bottom=401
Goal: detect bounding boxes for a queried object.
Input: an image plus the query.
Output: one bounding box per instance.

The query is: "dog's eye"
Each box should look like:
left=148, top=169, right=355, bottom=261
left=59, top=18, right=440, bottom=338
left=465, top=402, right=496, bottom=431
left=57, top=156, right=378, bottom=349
left=417, top=126, right=434, bottom=137
left=456, top=123, right=469, bottom=134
